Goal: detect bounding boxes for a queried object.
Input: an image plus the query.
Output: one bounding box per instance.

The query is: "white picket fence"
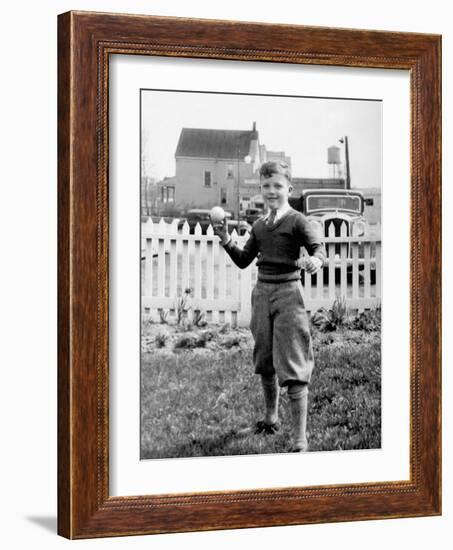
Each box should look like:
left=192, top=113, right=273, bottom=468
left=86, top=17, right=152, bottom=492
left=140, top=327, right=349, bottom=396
left=142, top=218, right=381, bottom=327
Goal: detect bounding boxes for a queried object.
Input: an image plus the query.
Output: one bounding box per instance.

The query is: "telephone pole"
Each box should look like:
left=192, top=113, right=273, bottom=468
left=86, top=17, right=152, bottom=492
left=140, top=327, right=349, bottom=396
left=339, top=136, right=351, bottom=189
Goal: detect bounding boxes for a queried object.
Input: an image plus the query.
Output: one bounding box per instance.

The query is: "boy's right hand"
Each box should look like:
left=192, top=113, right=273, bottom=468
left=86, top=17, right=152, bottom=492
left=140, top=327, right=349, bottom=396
left=212, top=217, right=230, bottom=246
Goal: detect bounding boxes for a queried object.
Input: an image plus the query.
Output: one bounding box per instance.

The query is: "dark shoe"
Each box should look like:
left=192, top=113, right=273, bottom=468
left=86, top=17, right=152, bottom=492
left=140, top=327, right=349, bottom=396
left=254, top=420, right=281, bottom=435
left=236, top=420, right=281, bottom=437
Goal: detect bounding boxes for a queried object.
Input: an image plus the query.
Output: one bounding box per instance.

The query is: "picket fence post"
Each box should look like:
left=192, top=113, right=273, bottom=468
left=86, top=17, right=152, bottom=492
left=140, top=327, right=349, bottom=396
left=238, top=231, right=252, bottom=327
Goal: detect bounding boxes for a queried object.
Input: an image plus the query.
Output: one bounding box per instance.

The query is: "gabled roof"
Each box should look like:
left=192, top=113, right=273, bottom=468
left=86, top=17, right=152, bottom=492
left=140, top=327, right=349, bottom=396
left=175, top=128, right=258, bottom=160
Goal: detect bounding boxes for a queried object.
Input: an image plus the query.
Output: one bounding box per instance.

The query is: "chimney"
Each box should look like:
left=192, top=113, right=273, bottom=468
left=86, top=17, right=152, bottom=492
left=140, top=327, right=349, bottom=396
left=252, top=121, right=256, bottom=132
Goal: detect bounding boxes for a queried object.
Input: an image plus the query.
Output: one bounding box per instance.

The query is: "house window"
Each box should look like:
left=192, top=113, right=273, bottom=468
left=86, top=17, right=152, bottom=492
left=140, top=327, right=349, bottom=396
left=204, top=171, right=212, bottom=187
left=220, top=187, right=227, bottom=205
left=227, top=164, right=234, bottom=178
left=160, top=186, right=175, bottom=203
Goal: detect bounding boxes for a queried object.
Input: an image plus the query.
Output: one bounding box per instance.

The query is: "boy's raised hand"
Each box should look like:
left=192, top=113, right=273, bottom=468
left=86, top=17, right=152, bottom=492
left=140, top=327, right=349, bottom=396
left=305, top=256, right=323, bottom=274
left=212, top=216, right=230, bottom=246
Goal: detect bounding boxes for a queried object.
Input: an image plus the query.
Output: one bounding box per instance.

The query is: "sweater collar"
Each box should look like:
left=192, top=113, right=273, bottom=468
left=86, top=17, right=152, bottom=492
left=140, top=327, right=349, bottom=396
left=264, top=202, right=291, bottom=222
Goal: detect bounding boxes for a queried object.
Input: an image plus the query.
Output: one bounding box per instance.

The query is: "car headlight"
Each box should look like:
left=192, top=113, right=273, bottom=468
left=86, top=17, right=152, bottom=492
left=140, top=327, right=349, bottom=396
left=353, top=220, right=366, bottom=237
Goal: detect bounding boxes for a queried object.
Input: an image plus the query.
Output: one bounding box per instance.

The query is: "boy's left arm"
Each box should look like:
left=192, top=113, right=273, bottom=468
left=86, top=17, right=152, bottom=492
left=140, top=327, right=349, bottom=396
left=294, top=215, right=327, bottom=265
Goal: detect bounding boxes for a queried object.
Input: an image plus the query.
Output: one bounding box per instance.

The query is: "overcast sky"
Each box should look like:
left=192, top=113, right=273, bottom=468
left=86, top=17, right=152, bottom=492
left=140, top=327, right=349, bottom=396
left=141, top=90, right=381, bottom=189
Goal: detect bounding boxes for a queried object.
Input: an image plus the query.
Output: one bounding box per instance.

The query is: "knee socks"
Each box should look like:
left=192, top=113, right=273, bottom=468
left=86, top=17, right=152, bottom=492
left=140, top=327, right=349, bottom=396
left=260, top=374, right=280, bottom=425
left=287, top=382, right=309, bottom=451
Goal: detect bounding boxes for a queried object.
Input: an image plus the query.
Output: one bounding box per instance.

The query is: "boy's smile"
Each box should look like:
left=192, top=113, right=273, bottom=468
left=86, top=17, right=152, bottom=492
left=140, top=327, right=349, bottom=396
left=260, top=174, right=292, bottom=211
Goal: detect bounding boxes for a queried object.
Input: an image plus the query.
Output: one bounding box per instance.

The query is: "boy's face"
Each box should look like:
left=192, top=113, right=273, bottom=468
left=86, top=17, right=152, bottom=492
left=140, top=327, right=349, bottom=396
left=260, top=174, right=292, bottom=210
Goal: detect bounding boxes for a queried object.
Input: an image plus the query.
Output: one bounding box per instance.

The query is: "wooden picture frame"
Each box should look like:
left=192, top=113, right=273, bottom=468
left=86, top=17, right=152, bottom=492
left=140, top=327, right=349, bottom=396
left=58, top=11, right=441, bottom=539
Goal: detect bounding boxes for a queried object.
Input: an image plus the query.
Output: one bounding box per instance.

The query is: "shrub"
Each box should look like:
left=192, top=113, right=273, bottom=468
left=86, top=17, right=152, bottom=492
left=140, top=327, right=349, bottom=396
left=196, top=330, right=215, bottom=347
left=174, top=334, right=198, bottom=349
left=221, top=335, right=241, bottom=348
left=351, top=308, right=381, bottom=332
left=219, top=323, right=231, bottom=334
left=311, top=296, right=351, bottom=332
left=174, top=330, right=214, bottom=350
left=155, top=332, right=168, bottom=348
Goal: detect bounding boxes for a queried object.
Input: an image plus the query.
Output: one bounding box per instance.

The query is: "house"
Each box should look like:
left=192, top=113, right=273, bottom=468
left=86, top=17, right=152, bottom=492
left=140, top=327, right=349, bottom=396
left=155, top=176, right=178, bottom=216
left=166, top=123, right=261, bottom=217
left=354, top=187, right=382, bottom=224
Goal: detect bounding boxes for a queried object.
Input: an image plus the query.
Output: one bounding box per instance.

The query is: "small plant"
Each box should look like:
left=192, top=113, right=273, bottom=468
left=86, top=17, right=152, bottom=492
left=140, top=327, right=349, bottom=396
left=193, top=309, right=207, bottom=328
left=197, top=330, right=215, bottom=347
left=142, top=313, right=154, bottom=327
left=221, top=335, right=241, bottom=348
left=351, top=307, right=381, bottom=332
left=312, top=296, right=351, bottom=332
left=174, top=334, right=198, bottom=349
left=174, top=334, right=205, bottom=349
left=155, top=332, right=168, bottom=348
left=219, top=323, right=230, bottom=334
left=159, top=309, right=169, bottom=324
left=175, top=288, right=192, bottom=325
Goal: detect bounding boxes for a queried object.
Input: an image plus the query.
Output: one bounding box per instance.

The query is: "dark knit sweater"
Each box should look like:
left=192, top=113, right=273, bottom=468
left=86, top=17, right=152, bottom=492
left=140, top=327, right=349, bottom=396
left=223, top=208, right=326, bottom=282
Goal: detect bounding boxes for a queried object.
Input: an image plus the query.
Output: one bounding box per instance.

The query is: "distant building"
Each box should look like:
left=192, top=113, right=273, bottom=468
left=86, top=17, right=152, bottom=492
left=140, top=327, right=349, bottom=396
left=355, top=187, right=382, bottom=224
left=166, top=123, right=261, bottom=217
left=261, top=148, right=292, bottom=170
left=155, top=176, right=177, bottom=216
left=291, top=177, right=345, bottom=195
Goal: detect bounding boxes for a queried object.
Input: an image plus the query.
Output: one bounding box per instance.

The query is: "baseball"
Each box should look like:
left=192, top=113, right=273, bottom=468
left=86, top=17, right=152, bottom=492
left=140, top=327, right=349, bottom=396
left=210, top=206, right=225, bottom=223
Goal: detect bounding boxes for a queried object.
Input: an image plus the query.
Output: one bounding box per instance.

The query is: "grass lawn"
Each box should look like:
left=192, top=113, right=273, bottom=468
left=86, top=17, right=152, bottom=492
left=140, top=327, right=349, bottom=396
left=141, top=322, right=381, bottom=459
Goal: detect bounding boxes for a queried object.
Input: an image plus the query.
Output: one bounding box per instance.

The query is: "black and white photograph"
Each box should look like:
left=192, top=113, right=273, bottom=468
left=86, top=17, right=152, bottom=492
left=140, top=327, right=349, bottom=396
left=140, top=89, right=382, bottom=460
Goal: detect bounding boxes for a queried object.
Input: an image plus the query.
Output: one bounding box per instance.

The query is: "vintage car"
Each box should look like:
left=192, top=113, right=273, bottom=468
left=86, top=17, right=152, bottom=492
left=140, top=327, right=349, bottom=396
left=244, top=207, right=263, bottom=225
left=226, top=219, right=252, bottom=236
left=289, top=189, right=375, bottom=280
left=289, top=188, right=368, bottom=243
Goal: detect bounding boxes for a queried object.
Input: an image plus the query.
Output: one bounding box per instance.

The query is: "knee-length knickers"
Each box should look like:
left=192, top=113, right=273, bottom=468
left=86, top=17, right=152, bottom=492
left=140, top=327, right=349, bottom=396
left=250, top=280, right=314, bottom=387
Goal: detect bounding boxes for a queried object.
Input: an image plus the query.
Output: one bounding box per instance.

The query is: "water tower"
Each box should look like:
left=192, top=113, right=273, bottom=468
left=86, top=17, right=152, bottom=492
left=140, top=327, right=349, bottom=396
left=327, top=145, right=341, bottom=178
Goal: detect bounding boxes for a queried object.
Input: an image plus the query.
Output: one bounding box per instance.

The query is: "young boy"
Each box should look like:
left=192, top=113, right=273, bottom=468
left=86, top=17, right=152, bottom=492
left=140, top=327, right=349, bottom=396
left=213, top=160, right=325, bottom=452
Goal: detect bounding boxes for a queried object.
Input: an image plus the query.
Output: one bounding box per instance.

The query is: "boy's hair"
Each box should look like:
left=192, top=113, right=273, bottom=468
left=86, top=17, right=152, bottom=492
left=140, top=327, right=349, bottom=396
left=259, top=161, right=291, bottom=182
